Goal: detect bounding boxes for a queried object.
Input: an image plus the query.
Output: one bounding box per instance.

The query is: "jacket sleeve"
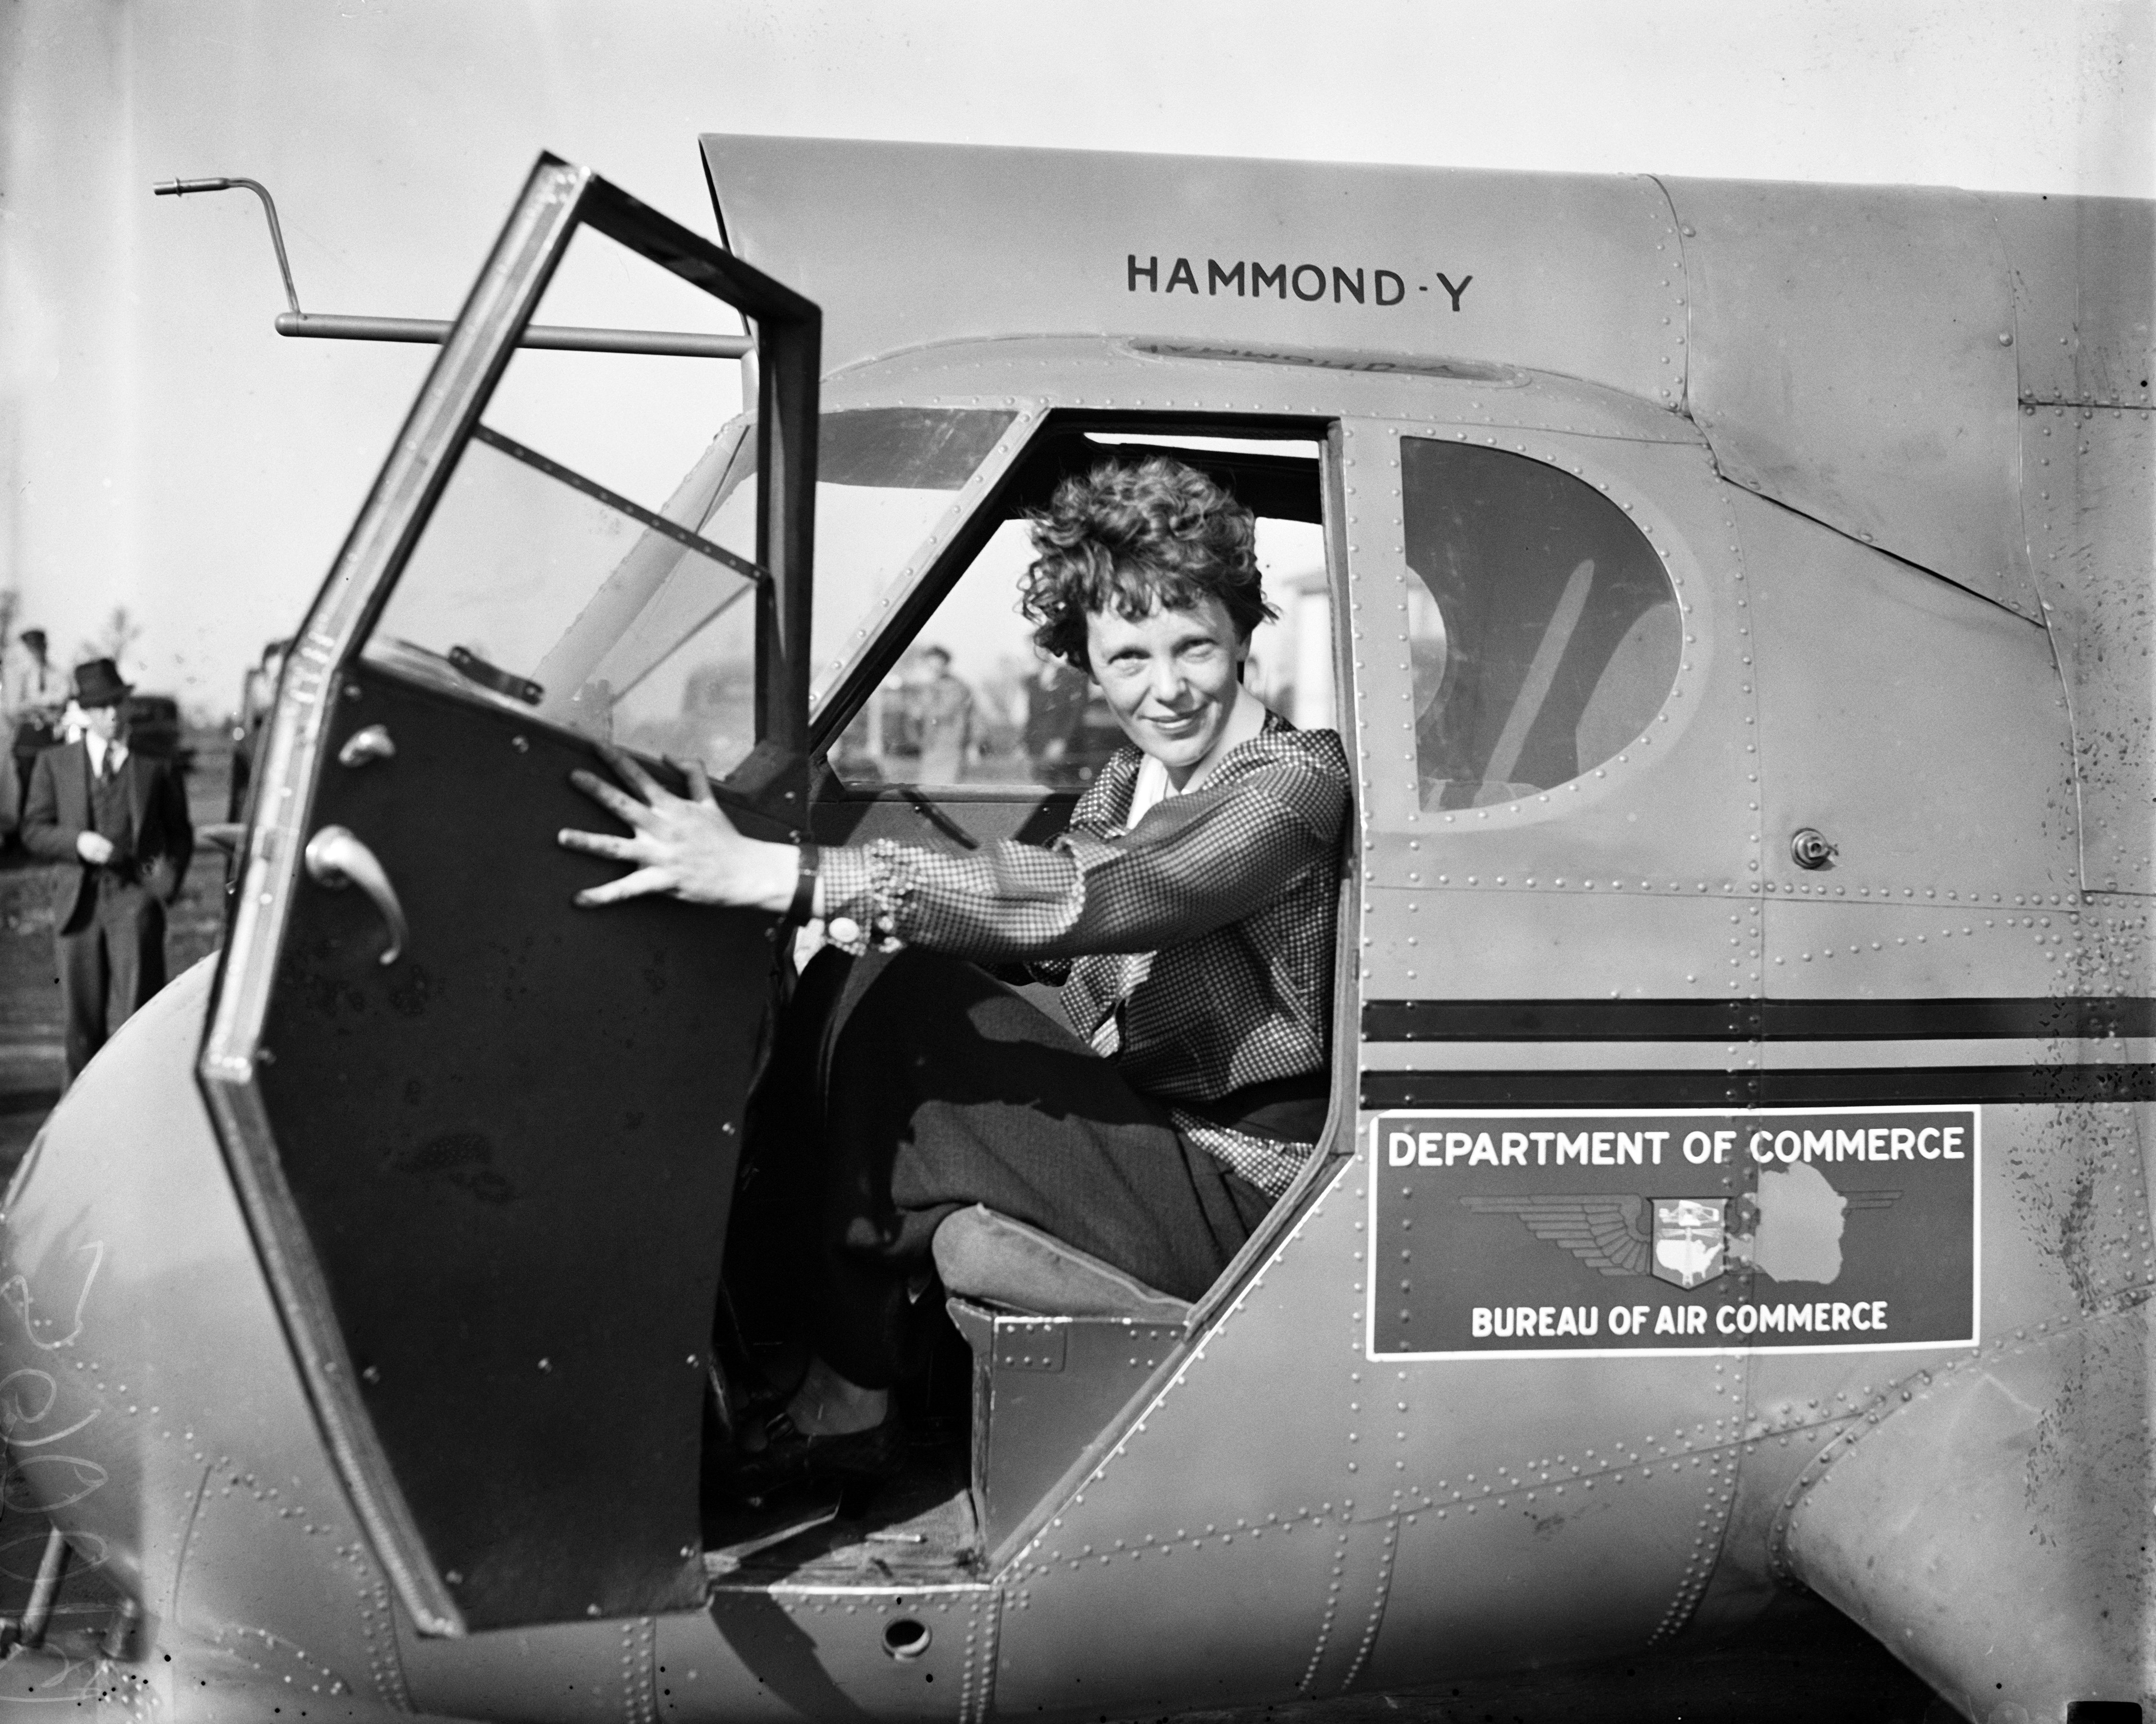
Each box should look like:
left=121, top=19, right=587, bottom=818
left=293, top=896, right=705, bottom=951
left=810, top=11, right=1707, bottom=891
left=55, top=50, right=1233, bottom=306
left=817, top=753, right=1348, bottom=964
left=18, top=751, right=81, bottom=864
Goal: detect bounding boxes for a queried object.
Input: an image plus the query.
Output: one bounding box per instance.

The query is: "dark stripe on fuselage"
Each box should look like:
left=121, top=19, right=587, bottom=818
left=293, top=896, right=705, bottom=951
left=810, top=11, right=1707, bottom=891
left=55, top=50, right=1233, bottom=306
left=1359, top=1064, right=2156, bottom=1109
left=1360, top=997, right=2156, bottom=1043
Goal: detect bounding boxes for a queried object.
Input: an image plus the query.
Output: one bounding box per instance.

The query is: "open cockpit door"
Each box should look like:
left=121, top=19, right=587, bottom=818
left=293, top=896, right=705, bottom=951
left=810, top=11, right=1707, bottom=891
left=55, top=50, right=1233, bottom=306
left=198, top=157, right=819, bottom=1635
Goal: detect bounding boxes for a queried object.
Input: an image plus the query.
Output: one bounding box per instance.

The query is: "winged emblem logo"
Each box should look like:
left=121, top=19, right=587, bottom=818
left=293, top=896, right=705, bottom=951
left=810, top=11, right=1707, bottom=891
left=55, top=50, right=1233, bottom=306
left=1462, top=1184, right=1902, bottom=1287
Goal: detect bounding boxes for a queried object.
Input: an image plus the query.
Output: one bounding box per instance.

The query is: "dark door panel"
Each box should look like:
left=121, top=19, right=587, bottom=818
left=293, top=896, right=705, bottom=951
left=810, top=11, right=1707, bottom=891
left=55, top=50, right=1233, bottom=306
left=257, top=668, right=786, bottom=1625
left=202, top=160, right=824, bottom=1634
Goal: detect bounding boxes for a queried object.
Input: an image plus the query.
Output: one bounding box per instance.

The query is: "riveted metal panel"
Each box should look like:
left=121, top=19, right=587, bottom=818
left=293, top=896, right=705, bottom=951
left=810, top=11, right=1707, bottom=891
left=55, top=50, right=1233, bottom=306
left=2023, top=404, right=2156, bottom=896
left=0, top=962, right=409, bottom=1711
left=1984, top=193, right=2155, bottom=409
left=1692, top=1345, right=1957, bottom=1639
left=1739, top=488, right=2077, bottom=933
left=399, top=1612, right=656, bottom=1724
left=1762, top=901, right=2113, bottom=1002
left=660, top=1588, right=995, bottom=1724
left=995, top=1156, right=1751, bottom=1704
left=1367, top=1392, right=1745, bottom=1681
left=2076, top=896, right=2156, bottom=1003
left=1364, top=887, right=1766, bottom=1003
left=1697, top=1087, right=2155, bottom=1661
left=1355, top=431, right=1763, bottom=1018
left=1775, top=1306, right=2152, bottom=1715
left=946, top=1304, right=1185, bottom=1554
left=993, top=1165, right=1386, bottom=1716
left=988, top=1318, right=1067, bottom=1375
left=707, top=139, right=1690, bottom=404
left=1665, top=178, right=2037, bottom=620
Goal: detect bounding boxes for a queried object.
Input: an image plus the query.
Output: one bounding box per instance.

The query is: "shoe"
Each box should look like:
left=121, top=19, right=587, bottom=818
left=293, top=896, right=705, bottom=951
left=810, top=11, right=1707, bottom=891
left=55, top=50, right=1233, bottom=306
left=714, top=1409, right=907, bottom=1502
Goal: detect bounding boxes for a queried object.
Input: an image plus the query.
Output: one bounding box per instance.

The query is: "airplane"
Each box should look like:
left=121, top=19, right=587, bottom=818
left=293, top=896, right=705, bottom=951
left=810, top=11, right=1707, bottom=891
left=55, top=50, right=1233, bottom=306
left=0, top=134, right=2148, bottom=1723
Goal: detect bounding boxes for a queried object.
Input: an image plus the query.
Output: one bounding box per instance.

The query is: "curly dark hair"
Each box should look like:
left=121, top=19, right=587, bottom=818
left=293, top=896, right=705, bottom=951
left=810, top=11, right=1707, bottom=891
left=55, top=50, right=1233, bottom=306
left=1020, top=457, right=1275, bottom=669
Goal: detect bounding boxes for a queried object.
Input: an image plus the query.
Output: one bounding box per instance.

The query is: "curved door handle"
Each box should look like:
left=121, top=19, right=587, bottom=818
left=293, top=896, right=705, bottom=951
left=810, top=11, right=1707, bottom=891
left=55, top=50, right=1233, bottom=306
left=304, top=825, right=408, bottom=965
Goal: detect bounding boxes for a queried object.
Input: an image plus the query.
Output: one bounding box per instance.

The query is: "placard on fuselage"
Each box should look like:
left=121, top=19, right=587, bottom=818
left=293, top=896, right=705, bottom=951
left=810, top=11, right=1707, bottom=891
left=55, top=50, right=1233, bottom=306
left=1366, top=1108, right=1979, bottom=1359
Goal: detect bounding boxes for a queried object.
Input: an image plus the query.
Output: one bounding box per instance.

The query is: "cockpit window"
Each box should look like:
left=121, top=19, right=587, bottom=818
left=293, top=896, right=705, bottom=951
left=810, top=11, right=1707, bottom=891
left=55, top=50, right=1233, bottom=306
left=358, top=405, right=1016, bottom=774
left=830, top=511, right=1329, bottom=793
left=1401, top=438, right=1679, bottom=809
left=824, top=426, right=1332, bottom=793
left=803, top=408, right=1018, bottom=700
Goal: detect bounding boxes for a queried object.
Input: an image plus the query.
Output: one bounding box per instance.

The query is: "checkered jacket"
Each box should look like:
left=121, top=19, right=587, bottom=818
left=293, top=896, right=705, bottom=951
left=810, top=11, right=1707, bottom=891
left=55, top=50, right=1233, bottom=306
left=819, top=718, right=1351, bottom=1194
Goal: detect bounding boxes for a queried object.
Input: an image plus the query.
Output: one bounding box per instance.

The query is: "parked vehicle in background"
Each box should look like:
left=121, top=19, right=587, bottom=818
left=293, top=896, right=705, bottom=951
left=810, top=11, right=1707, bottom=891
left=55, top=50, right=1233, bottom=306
left=121, top=693, right=194, bottom=780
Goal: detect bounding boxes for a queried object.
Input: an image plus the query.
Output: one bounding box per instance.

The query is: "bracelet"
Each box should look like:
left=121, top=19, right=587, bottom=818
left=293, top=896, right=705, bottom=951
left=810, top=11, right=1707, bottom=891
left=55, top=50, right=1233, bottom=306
left=788, top=839, right=820, bottom=922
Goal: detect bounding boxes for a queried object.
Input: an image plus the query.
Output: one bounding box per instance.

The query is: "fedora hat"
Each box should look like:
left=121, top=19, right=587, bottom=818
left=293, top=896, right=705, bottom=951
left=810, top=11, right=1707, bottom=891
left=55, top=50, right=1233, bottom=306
left=72, top=658, right=133, bottom=709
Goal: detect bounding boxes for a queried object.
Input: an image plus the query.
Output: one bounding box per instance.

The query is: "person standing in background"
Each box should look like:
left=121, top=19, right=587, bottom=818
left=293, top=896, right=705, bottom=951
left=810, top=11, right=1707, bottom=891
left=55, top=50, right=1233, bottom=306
left=1021, top=653, right=1091, bottom=787
left=20, top=658, right=193, bottom=1084
left=911, top=645, right=974, bottom=783
left=4, top=629, right=69, bottom=831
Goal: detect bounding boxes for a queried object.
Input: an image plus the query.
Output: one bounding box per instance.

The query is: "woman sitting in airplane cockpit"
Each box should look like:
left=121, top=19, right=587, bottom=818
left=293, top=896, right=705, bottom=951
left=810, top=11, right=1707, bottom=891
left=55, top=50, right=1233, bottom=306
left=560, top=456, right=1350, bottom=1491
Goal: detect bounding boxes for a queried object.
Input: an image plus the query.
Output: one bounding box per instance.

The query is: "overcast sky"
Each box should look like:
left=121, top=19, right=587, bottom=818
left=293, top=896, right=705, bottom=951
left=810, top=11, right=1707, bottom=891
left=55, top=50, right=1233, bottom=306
left=1, top=0, right=2149, bottom=712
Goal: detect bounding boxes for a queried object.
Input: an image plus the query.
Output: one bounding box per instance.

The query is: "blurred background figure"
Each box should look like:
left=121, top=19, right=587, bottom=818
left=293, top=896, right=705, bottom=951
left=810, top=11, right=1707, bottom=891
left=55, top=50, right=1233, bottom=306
left=19, top=658, right=194, bottom=1085
left=1021, top=653, right=1091, bottom=788
left=909, top=644, right=974, bottom=783
left=225, top=636, right=290, bottom=820
left=3, top=629, right=69, bottom=837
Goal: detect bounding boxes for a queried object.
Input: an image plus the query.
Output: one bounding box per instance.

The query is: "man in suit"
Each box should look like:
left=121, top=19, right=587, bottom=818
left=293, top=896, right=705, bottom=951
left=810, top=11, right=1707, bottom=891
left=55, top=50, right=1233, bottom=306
left=21, top=659, right=193, bottom=1083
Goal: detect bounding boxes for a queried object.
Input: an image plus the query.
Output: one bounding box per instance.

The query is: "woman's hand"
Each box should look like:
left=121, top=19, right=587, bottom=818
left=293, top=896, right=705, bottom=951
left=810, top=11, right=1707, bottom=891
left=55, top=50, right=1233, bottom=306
left=558, top=747, right=798, bottom=912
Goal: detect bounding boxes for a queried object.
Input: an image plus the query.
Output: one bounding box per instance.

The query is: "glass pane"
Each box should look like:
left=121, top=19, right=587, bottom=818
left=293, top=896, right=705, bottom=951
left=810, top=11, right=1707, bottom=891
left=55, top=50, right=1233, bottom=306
left=363, top=433, right=760, bottom=775
left=805, top=408, right=1017, bottom=702
left=1402, top=438, right=1680, bottom=810
left=480, top=226, right=748, bottom=516
left=834, top=510, right=1334, bottom=792
left=681, top=406, right=1021, bottom=712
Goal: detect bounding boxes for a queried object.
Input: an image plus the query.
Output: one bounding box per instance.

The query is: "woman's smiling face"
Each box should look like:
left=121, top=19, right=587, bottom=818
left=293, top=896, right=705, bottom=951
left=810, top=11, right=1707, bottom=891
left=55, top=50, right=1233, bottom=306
left=1084, top=594, right=1248, bottom=784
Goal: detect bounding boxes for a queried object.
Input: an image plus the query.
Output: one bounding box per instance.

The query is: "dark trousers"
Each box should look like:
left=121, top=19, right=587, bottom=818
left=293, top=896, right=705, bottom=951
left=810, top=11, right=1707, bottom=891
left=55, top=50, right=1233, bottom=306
left=736, top=949, right=1274, bottom=1389
left=57, top=880, right=166, bottom=1082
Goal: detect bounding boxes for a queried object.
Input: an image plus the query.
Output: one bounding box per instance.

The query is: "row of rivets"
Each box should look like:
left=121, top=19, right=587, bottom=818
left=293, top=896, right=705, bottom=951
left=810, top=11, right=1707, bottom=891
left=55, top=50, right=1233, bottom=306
left=1645, top=1448, right=1742, bottom=1645
left=618, top=1616, right=657, bottom=1724
left=1653, top=181, right=1691, bottom=408
left=1339, top=1513, right=1398, bottom=1690
left=1720, top=499, right=1767, bottom=995
left=961, top=1591, right=1001, bottom=1723
left=1298, top=1526, right=1355, bottom=1692
left=2024, top=404, right=2153, bottom=892
left=1370, top=873, right=2086, bottom=901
